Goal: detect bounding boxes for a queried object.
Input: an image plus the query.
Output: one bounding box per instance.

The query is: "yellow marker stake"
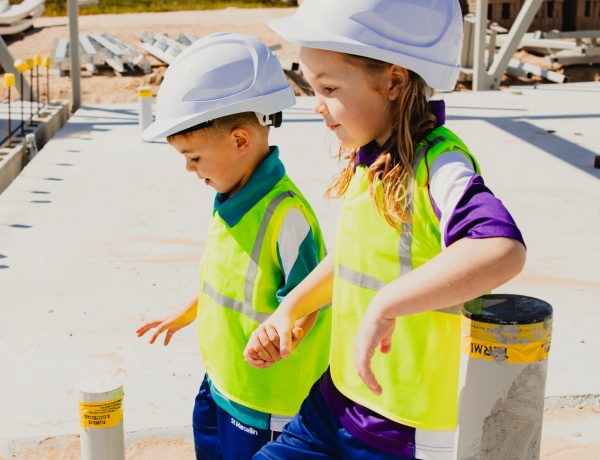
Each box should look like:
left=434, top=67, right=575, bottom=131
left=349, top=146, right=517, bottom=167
left=42, top=57, right=51, bottom=105
left=4, top=73, right=15, bottom=88
left=4, top=73, right=15, bottom=146
left=34, top=55, right=42, bottom=113
left=13, top=60, right=27, bottom=136
left=14, top=59, right=28, bottom=73
left=26, top=59, right=35, bottom=123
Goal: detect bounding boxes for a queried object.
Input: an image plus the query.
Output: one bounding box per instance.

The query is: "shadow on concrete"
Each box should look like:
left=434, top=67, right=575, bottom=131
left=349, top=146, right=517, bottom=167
left=17, top=175, right=63, bottom=181
left=447, top=110, right=600, bottom=180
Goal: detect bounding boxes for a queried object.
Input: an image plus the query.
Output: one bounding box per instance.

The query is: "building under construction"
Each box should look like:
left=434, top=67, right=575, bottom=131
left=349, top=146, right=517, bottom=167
left=467, top=0, right=600, bottom=31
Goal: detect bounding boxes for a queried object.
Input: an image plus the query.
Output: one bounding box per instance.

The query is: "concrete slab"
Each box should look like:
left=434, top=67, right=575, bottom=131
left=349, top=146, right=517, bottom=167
left=0, top=83, right=598, bottom=448
left=441, top=82, right=600, bottom=398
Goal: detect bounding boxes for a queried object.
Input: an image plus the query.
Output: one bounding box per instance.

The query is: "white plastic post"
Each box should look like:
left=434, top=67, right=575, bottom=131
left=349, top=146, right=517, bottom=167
left=137, top=85, right=153, bottom=136
left=454, top=294, right=553, bottom=460
left=78, top=375, right=125, bottom=460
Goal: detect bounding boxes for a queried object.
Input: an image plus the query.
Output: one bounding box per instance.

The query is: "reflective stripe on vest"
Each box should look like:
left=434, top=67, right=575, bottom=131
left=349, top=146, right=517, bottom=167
left=198, top=176, right=331, bottom=417
left=202, top=191, right=294, bottom=324
left=330, top=126, right=480, bottom=430
left=339, top=137, right=448, bottom=290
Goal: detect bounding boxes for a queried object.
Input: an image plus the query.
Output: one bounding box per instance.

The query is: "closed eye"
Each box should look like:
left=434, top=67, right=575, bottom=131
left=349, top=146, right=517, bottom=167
left=322, top=86, right=336, bottom=95
left=190, top=157, right=200, bottom=163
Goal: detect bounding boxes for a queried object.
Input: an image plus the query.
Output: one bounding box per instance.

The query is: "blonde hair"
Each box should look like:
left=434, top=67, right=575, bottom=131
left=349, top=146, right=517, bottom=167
left=325, top=55, right=436, bottom=231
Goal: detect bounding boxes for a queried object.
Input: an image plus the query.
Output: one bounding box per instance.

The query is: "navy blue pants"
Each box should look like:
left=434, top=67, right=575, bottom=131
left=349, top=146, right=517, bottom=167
left=193, top=376, right=280, bottom=460
left=253, top=380, right=410, bottom=459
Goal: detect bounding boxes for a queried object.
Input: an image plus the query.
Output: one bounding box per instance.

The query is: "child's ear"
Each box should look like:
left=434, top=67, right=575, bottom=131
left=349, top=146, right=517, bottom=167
left=231, top=127, right=252, bottom=154
left=386, top=65, right=408, bottom=101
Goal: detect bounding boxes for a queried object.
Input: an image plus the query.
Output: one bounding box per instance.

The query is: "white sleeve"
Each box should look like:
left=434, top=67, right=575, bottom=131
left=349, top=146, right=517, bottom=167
left=277, top=207, right=311, bottom=281
left=428, top=151, right=475, bottom=249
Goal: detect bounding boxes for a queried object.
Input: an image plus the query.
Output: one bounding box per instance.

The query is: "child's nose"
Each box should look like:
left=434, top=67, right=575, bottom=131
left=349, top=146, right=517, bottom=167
left=185, top=158, right=196, bottom=172
left=313, top=98, right=328, bottom=116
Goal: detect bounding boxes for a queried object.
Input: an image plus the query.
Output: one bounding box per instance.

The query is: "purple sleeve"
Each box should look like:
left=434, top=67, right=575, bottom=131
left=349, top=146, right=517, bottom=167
left=433, top=174, right=525, bottom=248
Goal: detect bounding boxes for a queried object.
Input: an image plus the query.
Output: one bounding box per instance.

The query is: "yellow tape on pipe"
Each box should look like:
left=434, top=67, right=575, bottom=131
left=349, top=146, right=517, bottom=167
left=78, top=395, right=123, bottom=429
left=461, top=336, right=551, bottom=364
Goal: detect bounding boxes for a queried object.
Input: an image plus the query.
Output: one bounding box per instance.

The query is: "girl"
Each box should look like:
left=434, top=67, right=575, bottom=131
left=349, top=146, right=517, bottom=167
left=245, top=1, right=526, bottom=458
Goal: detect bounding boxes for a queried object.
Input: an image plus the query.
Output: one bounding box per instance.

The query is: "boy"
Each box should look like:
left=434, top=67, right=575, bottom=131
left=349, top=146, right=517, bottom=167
left=136, top=33, right=331, bottom=460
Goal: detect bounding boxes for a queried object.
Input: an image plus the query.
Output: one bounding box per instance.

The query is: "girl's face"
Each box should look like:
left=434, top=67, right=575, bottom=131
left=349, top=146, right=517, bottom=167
left=299, top=47, right=395, bottom=149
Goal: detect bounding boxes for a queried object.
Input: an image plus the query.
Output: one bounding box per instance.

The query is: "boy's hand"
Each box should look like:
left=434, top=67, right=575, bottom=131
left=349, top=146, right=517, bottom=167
left=243, top=324, right=305, bottom=369
left=243, top=303, right=309, bottom=369
left=353, top=310, right=396, bottom=396
left=136, top=297, right=198, bottom=346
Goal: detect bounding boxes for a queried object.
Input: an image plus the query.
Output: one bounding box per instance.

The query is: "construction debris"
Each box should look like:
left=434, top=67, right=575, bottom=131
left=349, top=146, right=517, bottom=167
left=139, top=31, right=193, bottom=65
left=493, top=30, right=600, bottom=66
left=52, top=33, right=151, bottom=76
left=49, top=29, right=312, bottom=97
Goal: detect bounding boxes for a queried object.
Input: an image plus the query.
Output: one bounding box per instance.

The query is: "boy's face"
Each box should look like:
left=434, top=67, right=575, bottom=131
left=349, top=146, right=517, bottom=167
left=169, top=128, right=247, bottom=197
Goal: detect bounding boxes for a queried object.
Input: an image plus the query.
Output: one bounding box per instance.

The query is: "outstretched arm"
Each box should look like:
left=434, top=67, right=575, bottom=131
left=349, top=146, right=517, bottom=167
left=136, top=295, right=198, bottom=346
left=244, top=253, right=334, bottom=367
left=355, top=237, right=526, bottom=395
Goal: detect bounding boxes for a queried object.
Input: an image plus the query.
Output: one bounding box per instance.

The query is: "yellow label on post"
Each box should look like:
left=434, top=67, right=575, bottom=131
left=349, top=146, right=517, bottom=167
left=78, top=395, right=123, bottom=429
left=34, top=54, right=42, bottom=66
left=137, top=87, right=152, bottom=98
left=462, top=336, right=551, bottom=364
left=42, top=56, right=52, bottom=68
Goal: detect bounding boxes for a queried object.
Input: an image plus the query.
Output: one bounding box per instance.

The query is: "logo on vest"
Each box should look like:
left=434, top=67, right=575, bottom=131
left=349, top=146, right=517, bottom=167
left=231, top=417, right=258, bottom=435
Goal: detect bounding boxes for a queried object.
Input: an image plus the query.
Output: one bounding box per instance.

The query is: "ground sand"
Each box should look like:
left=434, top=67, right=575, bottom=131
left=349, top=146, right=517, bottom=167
left=3, top=405, right=600, bottom=459
left=2, top=7, right=599, bottom=459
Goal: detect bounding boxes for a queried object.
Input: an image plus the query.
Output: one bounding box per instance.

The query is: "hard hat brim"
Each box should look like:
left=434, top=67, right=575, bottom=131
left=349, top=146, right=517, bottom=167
left=268, top=16, right=460, bottom=91
left=142, top=86, right=296, bottom=141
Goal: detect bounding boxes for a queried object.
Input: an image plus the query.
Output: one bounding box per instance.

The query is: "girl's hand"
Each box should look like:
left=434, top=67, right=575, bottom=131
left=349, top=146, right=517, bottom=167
left=354, top=311, right=396, bottom=395
left=243, top=306, right=300, bottom=368
left=244, top=323, right=283, bottom=369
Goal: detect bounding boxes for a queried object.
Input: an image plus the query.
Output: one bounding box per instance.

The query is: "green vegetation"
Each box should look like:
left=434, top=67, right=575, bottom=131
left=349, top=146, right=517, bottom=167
left=9, top=0, right=296, bottom=16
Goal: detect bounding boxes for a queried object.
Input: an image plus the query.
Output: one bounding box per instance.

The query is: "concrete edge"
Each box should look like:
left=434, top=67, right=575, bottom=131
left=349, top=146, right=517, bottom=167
left=0, top=143, right=26, bottom=194
left=544, top=394, right=600, bottom=410
left=0, top=99, right=70, bottom=195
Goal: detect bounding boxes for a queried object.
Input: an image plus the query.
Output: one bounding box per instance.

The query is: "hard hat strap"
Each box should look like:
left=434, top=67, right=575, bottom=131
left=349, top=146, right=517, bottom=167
left=256, top=112, right=283, bottom=128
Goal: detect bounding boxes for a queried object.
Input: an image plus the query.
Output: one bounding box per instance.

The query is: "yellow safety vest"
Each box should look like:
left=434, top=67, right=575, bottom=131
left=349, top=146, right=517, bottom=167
left=198, top=174, right=331, bottom=416
left=330, top=126, right=480, bottom=430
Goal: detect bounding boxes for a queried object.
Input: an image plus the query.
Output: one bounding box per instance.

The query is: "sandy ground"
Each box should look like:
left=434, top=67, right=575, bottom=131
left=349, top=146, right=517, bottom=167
left=2, top=405, right=599, bottom=459
left=1, top=7, right=600, bottom=459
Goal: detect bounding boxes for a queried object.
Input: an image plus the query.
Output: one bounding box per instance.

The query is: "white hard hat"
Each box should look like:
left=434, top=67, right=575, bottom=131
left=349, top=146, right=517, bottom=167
left=269, top=0, right=463, bottom=91
left=143, top=32, right=296, bottom=141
